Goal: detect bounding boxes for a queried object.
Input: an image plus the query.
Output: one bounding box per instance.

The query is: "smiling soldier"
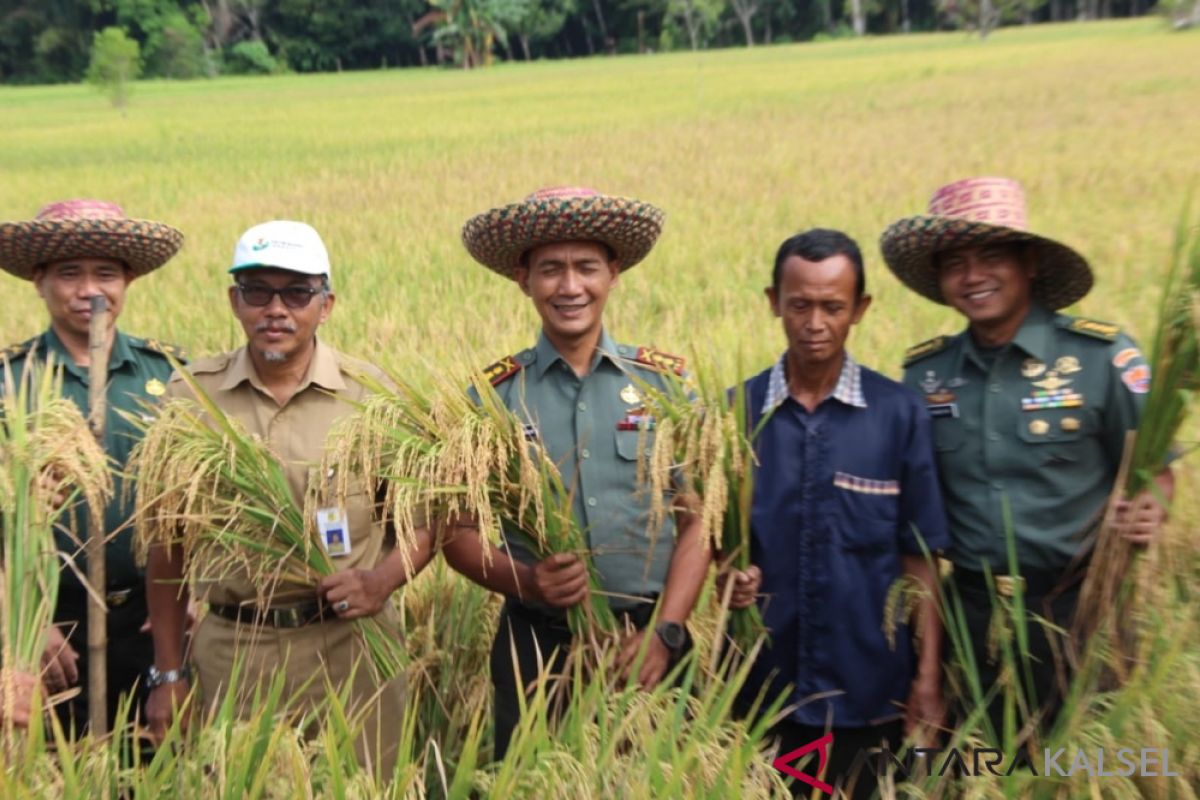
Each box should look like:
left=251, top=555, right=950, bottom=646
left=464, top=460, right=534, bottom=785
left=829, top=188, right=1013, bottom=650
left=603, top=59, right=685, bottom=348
left=880, top=177, right=1173, bottom=740
left=443, top=187, right=711, bottom=760
left=143, top=220, right=434, bottom=773
left=0, top=199, right=184, bottom=735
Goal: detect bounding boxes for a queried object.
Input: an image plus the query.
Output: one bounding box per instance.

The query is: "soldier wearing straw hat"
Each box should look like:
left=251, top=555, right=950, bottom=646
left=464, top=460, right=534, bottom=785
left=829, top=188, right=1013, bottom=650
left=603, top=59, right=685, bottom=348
left=880, top=176, right=1173, bottom=738
left=445, top=187, right=711, bottom=760
left=0, top=199, right=185, bottom=733
left=143, top=220, right=433, bottom=774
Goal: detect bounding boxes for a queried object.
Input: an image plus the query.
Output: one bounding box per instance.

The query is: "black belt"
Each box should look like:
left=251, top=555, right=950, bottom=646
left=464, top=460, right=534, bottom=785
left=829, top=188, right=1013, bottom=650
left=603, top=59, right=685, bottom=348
left=951, top=564, right=1086, bottom=599
left=208, top=601, right=336, bottom=629
left=505, top=594, right=660, bottom=632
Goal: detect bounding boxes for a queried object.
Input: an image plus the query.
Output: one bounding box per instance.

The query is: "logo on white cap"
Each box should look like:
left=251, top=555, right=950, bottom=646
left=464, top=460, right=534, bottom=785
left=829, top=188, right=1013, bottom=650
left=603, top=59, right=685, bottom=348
left=230, top=220, right=331, bottom=277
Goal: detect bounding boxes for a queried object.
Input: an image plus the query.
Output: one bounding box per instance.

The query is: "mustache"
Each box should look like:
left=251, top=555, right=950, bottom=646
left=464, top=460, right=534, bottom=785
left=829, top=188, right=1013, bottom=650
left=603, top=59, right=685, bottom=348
left=255, top=321, right=298, bottom=333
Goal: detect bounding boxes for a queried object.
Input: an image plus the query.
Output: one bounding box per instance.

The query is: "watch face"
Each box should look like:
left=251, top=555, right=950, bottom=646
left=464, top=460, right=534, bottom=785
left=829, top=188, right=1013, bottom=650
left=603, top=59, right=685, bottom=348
left=658, top=622, right=685, bottom=651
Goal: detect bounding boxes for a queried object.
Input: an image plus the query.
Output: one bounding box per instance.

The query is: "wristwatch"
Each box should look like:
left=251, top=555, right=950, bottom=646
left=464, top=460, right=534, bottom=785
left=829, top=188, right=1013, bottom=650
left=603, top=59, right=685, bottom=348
left=145, top=664, right=191, bottom=689
left=654, top=621, right=687, bottom=655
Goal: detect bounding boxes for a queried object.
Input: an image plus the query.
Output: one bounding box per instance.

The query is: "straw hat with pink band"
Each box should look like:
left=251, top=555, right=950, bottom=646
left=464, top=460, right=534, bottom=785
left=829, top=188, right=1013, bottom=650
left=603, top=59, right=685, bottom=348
left=880, top=177, right=1094, bottom=310
left=0, top=199, right=183, bottom=281
left=462, top=186, right=665, bottom=279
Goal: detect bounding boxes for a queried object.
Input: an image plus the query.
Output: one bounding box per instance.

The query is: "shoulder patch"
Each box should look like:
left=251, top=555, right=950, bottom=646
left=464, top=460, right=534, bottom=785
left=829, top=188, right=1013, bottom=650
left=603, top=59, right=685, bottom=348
left=632, top=346, right=685, bottom=376
left=482, top=355, right=521, bottom=387
left=903, top=336, right=950, bottom=367
left=0, top=338, right=35, bottom=364
left=135, top=337, right=188, bottom=362
left=1060, top=316, right=1120, bottom=342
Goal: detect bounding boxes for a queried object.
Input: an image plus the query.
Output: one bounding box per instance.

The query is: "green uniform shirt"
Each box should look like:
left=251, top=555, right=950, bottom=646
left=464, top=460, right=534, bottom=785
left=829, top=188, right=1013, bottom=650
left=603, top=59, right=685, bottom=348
left=486, top=330, right=683, bottom=609
left=902, top=304, right=1147, bottom=572
left=0, top=327, right=182, bottom=594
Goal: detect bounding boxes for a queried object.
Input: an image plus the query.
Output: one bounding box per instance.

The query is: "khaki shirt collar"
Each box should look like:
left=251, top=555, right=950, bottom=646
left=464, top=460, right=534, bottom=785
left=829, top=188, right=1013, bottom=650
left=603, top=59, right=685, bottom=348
left=532, top=328, right=621, bottom=379
left=219, top=338, right=346, bottom=395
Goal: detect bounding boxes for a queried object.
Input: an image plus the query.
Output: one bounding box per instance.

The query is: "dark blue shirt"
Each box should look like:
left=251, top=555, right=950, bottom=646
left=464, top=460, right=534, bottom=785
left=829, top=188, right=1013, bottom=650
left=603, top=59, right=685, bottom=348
left=739, top=354, right=950, bottom=727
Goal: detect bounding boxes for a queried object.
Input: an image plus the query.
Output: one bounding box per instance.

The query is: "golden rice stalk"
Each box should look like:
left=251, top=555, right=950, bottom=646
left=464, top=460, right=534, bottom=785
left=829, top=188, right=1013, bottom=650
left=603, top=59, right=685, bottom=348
left=1073, top=205, right=1200, bottom=678
left=323, top=366, right=616, bottom=638
left=129, top=368, right=405, bottom=679
left=0, top=356, right=111, bottom=726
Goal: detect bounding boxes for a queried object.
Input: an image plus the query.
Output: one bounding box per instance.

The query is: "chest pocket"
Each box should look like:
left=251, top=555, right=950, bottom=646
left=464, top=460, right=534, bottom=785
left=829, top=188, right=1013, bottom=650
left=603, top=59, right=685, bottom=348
left=931, top=416, right=965, bottom=453
left=1016, top=407, right=1095, bottom=465
left=614, top=429, right=655, bottom=461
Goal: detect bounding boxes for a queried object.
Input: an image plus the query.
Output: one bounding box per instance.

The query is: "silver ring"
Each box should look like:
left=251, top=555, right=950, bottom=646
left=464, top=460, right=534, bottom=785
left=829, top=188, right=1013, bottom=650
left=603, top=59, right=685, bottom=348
left=334, top=600, right=350, bottom=613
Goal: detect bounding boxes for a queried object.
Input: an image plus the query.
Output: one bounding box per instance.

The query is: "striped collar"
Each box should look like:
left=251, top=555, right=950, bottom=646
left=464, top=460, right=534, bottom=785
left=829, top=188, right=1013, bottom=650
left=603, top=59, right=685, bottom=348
left=762, top=351, right=867, bottom=414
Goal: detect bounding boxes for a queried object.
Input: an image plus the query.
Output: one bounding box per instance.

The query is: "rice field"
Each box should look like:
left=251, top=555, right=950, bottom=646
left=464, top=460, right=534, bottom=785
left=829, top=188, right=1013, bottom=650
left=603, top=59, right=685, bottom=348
left=1, top=16, right=1199, bottom=799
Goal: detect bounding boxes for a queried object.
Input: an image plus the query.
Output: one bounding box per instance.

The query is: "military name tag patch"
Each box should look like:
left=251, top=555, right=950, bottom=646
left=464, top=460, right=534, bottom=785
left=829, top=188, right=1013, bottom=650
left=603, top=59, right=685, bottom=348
left=927, top=402, right=959, bottom=419
left=317, top=506, right=351, bottom=557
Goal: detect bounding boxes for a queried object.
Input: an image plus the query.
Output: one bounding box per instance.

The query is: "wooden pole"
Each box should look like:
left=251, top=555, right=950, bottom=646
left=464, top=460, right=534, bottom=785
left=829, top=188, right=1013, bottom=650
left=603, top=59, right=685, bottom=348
left=86, top=294, right=110, bottom=737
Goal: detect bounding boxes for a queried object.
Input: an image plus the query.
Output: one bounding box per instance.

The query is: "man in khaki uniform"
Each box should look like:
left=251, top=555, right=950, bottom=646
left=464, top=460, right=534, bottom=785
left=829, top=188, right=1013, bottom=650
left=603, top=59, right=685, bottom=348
left=144, top=220, right=433, bottom=775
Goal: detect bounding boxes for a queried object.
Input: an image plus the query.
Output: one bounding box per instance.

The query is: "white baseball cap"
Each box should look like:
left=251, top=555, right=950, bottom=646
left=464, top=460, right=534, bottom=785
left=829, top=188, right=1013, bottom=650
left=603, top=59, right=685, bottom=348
left=229, top=220, right=331, bottom=277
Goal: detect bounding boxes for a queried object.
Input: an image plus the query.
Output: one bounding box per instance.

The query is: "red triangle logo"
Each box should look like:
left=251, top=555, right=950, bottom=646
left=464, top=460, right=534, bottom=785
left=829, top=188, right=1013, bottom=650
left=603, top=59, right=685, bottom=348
left=772, top=732, right=835, bottom=795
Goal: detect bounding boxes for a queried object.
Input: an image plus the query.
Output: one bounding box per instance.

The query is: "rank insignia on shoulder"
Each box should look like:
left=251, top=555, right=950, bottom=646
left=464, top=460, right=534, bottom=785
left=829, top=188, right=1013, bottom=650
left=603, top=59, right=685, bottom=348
left=1063, top=317, right=1120, bottom=342
left=482, top=355, right=521, bottom=387
left=633, top=346, right=685, bottom=376
left=903, top=336, right=950, bottom=367
left=0, top=340, right=32, bottom=362
left=139, top=338, right=188, bottom=361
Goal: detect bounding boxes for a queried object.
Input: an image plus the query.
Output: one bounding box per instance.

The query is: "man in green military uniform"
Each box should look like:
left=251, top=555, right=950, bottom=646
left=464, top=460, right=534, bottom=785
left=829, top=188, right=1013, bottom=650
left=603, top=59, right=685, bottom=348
left=445, top=186, right=711, bottom=760
left=880, top=177, right=1172, bottom=741
left=0, top=199, right=184, bottom=732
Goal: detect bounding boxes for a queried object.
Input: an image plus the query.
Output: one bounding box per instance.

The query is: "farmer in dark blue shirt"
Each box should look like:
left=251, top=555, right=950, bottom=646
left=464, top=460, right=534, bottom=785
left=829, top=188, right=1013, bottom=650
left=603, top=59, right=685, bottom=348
left=725, top=229, right=950, bottom=799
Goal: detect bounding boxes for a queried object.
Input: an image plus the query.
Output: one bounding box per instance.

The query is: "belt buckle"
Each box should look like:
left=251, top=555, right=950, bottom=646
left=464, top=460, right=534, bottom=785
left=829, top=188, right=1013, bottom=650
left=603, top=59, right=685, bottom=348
left=994, top=574, right=1024, bottom=598
left=106, top=588, right=133, bottom=608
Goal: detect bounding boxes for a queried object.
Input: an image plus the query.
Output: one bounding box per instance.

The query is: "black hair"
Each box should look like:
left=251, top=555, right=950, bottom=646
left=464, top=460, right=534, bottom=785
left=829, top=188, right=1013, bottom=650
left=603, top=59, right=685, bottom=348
left=771, top=228, right=865, bottom=299
left=518, top=240, right=618, bottom=269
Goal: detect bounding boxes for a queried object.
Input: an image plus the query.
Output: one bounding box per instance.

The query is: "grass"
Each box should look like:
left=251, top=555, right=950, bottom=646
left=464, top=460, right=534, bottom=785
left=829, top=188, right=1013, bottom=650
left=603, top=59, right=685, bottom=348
left=0, top=17, right=1198, bottom=798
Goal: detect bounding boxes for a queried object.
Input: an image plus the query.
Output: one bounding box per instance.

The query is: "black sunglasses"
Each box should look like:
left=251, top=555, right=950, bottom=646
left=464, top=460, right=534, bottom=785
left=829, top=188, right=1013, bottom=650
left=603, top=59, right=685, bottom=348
left=235, top=283, right=324, bottom=309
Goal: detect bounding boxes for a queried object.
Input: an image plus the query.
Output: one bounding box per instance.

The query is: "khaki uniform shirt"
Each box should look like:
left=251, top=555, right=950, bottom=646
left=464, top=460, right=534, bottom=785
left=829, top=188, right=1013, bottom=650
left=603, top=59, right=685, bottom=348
left=165, top=339, right=389, bottom=606
left=902, top=305, right=1147, bottom=571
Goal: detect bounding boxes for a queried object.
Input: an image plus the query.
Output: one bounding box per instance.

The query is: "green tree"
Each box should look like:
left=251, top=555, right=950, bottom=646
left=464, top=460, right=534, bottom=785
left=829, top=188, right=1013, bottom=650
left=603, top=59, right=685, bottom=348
left=86, top=26, right=141, bottom=109
left=514, top=0, right=575, bottom=59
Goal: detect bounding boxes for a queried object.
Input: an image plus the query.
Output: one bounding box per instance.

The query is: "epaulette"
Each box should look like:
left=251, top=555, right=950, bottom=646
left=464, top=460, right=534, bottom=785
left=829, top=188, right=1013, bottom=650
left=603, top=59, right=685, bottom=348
left=134, top=337, right=188, bottom=362
left=0, top=338, right=35, bottom=364
left=903, top=336, right=950, bottom=367
left=1059, top=316, right=1120, bottom=342
left=632, top=346, right=685, bottom=376
left=482, top=354, right=522, bottom=387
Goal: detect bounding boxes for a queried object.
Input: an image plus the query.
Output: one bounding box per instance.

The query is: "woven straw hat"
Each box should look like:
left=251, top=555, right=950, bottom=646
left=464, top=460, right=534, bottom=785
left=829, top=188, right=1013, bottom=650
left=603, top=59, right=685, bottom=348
left=0, top=199, right=183, bottom=281
left=462, top=186, right=664, bottom=279
left=879, top=177, right=1093, bottom=310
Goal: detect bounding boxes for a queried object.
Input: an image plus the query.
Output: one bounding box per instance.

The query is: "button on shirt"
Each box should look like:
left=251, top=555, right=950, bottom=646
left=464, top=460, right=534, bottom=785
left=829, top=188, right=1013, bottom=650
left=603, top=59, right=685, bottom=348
left=166, top=340, right=391, bottom=606
left=488, top=330, right=681, bottom=609
left=0, top=327, right=176, bottom=594
left=902, top=305, right=1147, bottom=572
left=740, top=353, right=950, bottom=727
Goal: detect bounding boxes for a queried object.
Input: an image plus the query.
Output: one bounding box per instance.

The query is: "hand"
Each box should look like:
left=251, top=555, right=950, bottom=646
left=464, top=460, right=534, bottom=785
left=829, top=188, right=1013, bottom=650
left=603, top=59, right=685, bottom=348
left=716, top=565, right=761, bottom=610
left=319, top=567, right=393, bottom=619
left=530, top=553, right=589, bottom=609
left=904, top=673, right=945, bottom=747
left=145, top=679, right=191, bottom=744
left=615, top=629, right=672, bottom=690
left=41, top=625, right=79, bottom=694
left=1114, top=489, right=1169, bottom=546
left=0, top=669, right=40, bottom=728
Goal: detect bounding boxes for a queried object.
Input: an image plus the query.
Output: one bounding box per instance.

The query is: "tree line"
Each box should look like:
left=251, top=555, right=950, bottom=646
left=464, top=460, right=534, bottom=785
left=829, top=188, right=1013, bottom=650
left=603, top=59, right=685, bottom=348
left=0, top=0, right=1172, bottom=84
